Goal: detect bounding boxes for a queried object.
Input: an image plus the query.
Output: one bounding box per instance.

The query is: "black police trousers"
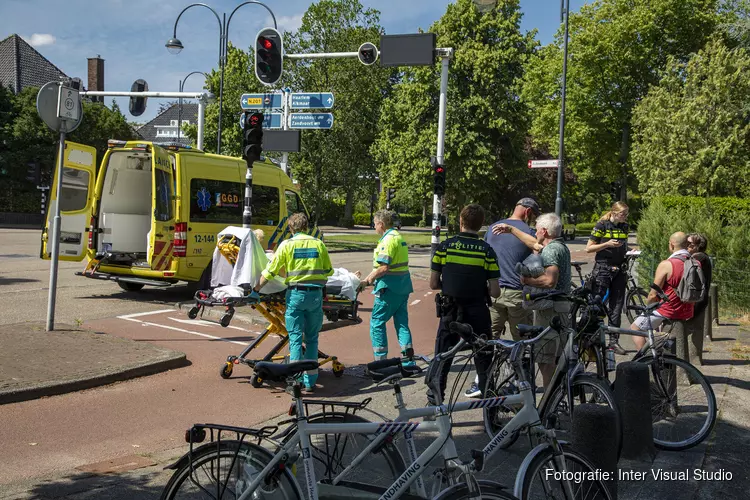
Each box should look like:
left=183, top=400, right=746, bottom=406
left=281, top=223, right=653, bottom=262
left=426, top=300, right=493, bottom=405
left=592, top=262, right=627, bottom=329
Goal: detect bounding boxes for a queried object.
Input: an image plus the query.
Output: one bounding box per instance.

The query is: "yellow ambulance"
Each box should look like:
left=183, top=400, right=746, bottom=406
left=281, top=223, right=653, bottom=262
left=40, top=140, right=320, bottom=291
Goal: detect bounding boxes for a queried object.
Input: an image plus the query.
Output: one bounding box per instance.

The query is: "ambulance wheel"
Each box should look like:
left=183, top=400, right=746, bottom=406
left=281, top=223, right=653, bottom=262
left=250, top=374, right=263, bottom=388
left=188, top=307, right=200, bottom=319
left=118, top=282, right=144, bottom=292
left=220, top=362, right=233, bottom=379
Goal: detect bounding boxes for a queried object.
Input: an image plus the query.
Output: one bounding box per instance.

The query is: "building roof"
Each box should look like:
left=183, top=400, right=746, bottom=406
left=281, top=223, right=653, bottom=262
left=136, top=103, right=199, bottom=146
left=0, top=34, right=68, bottom=93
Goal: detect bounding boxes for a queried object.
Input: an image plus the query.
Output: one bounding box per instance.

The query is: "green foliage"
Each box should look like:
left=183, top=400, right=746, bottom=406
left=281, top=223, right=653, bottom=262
left=655, top=196, right=750, bottom=222
left=524, top=0, right=720, bottom=213
left=631, top=38, right=750, bottom=199
left=352, top=213, right=421, bottom=226
left=373, top=0, right=536, bottom=217
left=575, top=222, right=596, bottom=235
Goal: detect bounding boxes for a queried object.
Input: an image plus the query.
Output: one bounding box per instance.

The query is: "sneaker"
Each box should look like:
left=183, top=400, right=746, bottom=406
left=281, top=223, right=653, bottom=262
left=610, top=342, right=627, bottom=356
left=464, top=382, right=482, bottom=398
left=302, top=386, right=315, bottom=395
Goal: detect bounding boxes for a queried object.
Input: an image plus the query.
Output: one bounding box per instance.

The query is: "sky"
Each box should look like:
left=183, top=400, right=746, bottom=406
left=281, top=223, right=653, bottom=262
left=0, top=0, right=587, bottom=124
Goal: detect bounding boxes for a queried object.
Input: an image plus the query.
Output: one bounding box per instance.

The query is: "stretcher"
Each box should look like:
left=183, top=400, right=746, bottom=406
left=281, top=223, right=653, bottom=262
left=188, top=290, right=346, bottom=388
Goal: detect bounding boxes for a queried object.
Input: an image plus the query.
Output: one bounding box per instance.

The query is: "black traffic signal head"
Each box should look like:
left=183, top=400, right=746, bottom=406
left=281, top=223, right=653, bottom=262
left=387, top=188, right=396, bottom=201
left=358, top=42, right=378, bottom=66
left=243, top=112, right=264, bottom=162
left=129, top=79, right=148, bottom=117
left=255, top=27, right=283, bottom=86
left=432, top=157, right=446, bottom=196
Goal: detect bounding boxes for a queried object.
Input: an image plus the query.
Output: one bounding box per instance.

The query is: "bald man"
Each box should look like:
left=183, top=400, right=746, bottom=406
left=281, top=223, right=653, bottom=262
left=630, top=232, right=696, bottom=350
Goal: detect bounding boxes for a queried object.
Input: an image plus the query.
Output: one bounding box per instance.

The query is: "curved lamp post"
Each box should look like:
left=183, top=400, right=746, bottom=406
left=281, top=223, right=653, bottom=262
left=166, top=2, right=278, bottom=154
left=178, top=71, right=209, bottom=145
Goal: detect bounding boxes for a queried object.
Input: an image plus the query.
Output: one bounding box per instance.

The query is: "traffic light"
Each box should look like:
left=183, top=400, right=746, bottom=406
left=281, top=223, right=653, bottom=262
left=243, top=112, right=264, bottom=163
left=129, top=79, right=148, bottom=117
left=610, top=181, right=621, bottom=202
left=432, top=156, right=445, bottom=196
left=25, top=162, right=40, bottom=185
left=387, top=188, right=396, bottom=202
left=358, top=42, right=378, bottom=65
left=255, top=27, right=283, bottom=86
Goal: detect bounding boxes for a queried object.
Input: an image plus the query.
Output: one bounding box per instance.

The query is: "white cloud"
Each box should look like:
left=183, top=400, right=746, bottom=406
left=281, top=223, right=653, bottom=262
left=271, top=14, right=304, bottom=33
left=28, top=33, right=57, bottom=47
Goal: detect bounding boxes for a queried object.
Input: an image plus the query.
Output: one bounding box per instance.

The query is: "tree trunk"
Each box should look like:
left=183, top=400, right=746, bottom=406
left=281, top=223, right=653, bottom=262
left=314, top=165, right=322, bottom=226
left=343, top=188, right=354, bottom=227
left=619, top=122, right=631, bottom=201
left=422, top=197, right=428, bottom=224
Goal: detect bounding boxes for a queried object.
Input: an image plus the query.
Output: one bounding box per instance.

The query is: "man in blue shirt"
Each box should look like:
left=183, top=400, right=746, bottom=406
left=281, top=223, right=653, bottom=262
left=464, top=198, right=539, bottom=397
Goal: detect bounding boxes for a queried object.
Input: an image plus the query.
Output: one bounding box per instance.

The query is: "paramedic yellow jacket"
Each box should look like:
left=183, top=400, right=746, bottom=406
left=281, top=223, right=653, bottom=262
left=261, top=233, right=333, bottom=286
left=372, top=229, right=413, bottom=295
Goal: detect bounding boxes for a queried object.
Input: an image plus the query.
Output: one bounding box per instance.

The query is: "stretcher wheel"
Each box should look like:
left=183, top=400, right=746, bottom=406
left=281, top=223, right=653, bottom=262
left=188, top=306, right=200, bottom=319
left=220, top=362, right=233, bottom=379
left=332, top=359, right=345, bottom=378
left=220, top=310, right=234, bottom=328
left=250, top=373, right=263, bottom=388
left=333, top=367, right=344, bottom=378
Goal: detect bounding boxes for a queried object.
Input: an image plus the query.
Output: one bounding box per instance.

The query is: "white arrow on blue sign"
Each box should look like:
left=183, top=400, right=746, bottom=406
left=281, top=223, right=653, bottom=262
left=290, top=92, right=334, bottom=109
left=239, top=113, right=283, bottom=129
left=241, top=93, right=283, bottom=109
left=289, top=113, right=334, bottom=129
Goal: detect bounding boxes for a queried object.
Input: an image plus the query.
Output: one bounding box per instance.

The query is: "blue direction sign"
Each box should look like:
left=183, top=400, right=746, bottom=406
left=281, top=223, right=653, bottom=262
left=239, top=112, right=283, bottom=129
left=289, top=113, right=334, bottom=129
left=290, top=92, right=334, bottom=109
left=240, top=92, right=283, bottom=109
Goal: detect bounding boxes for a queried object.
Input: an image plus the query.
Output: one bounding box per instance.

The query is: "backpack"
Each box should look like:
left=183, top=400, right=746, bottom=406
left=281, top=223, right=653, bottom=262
left=675, top=254, right=706, bottom=303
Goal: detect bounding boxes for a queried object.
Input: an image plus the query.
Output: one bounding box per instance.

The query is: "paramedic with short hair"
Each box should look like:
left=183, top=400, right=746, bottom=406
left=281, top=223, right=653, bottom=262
left=254, top=213, right=332, bottom=393
left=360, top=210, right=415, bottom=365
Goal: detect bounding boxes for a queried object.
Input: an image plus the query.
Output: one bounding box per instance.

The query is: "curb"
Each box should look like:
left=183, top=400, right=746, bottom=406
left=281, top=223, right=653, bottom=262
left=174, top=301, right=269, bottom=328
left=0, top=353, right=189, bottom=405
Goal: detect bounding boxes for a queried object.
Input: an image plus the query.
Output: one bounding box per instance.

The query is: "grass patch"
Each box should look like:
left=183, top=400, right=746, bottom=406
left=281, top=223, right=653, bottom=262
left=730, top=341, right=750, bottom=360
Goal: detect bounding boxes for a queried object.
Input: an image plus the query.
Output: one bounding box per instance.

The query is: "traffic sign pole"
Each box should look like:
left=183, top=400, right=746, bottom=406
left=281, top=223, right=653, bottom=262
left=431, top=49, right=452, bottom=256
left=281, top=89, right=289, bottom=176
left=46, top=133, right=66, bottom=331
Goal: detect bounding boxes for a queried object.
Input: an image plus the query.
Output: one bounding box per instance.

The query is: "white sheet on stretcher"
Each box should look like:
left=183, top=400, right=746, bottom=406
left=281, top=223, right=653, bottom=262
left=209, top=226, right=361, bottom=300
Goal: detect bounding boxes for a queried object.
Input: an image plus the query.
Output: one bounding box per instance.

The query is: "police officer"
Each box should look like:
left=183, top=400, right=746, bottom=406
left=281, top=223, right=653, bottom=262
left=360, top=210, right=414, bottom=364
left=428, top=204, right=500, bottom=403
left=586, top=201, right=629, bottom=355
left=254, top=213, right=333, bottom=393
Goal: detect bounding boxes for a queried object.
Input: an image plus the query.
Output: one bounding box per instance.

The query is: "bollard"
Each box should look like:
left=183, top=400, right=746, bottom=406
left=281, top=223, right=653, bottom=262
left=704, top=298, right=713, bottom=341
left=710, top=283, right=719, bottom=325
left=685, top=308, right=705, bottom=366
left=614, top=362, right=656, bottom=462
left=571, top=404, right=619, bottom=499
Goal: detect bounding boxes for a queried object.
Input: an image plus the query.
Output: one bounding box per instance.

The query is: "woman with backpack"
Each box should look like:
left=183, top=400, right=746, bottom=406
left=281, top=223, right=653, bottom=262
left=586, top=201, right=630, bottom=354
left=685, top=233, right=712, bottom=365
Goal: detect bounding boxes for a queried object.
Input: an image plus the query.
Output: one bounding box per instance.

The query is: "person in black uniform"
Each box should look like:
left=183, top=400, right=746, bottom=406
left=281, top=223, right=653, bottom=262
left=428, top=204, right=500, bottom=404
left=586, top=201, right=630, bottom=354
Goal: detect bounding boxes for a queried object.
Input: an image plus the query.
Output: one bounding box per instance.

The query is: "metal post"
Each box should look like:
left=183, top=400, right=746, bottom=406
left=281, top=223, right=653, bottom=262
left=243, top=164, right=253, bottom=228
left=217, top=13, right=226, bottom=154
left=280, top=89, right=289, bottom=175
left=46, top=134, right=66, bottom=331
left=431, top=51, right=451, bottom=255
left=177, top=79, right=183, bottom=144
left=197, top=99, right=205, bottom=150
left=555, top=0, right=571, bottom=217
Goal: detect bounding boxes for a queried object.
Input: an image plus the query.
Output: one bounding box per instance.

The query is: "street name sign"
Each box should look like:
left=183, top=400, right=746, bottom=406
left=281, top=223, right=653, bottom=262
left=290, top=92, right=334, bottom=109
left=241, top=92, right=283, bottom=109
left=289, top=113, right=334, bottom=129
left=528, top=159, right=559, bottom=169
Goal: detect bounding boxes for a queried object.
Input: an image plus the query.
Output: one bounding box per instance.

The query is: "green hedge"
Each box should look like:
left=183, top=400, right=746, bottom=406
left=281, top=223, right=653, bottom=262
left=576, top=222, right=596, bottom=235
left=655, top=196, right=750, bottom=222
left=353, top=213, right=422, bottom=226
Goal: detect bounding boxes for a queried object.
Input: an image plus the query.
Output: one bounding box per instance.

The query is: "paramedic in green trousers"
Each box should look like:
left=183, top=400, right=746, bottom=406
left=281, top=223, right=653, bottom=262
left=360, top=210, right=415, bottom=364
left=254, top=213, right=333, bottom=393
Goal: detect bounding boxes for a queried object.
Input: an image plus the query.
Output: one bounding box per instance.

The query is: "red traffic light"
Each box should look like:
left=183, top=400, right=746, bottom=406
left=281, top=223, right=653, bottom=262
left=435, top=166, right=444, bottom=174
left=260, top=37, right=273, bottom=50
left=249, top=114, right=261, bottom=126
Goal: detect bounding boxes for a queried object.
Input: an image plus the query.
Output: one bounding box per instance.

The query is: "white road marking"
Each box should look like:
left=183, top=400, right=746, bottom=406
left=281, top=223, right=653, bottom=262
left=117, top=309, right=174, bottom=320
left=118, top=316, right=250, bottom=346
left=410, top=299, right=421, bottom=306
left=424, top=291, right=433, bottom=297
left=168, top=317, right=248, bottom=332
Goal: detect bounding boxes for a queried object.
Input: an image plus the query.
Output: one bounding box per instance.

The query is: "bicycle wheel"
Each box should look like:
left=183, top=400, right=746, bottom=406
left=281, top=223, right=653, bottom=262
left=483, top=355, right=523, bottom=449
left=286, top=412, right=406, bottom=487
left=435, top=479, right=517, bottom=500
left=636, top=354, right=717, bottom=450
left=518, top=444, right=612, bottom=500
left=542, top=373, right=622, bottom=458
left=625, top=287, right=649, bottom=324
left=161, top=440, right=302, bottom=500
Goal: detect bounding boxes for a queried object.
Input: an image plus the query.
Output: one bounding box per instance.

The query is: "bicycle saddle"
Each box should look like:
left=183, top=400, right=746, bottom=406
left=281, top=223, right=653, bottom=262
left=253, top=360, right=319, bottom=380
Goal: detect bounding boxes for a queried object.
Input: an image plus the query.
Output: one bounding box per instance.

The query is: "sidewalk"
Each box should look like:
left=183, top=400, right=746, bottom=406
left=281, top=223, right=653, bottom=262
left=0, top=322, right=188, bottom=404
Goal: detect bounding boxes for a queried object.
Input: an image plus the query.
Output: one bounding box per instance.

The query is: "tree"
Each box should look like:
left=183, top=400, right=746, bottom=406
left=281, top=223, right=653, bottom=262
left=631, top=38, right=750, bottom=198
left=523, top=0, right=720, bottom=213
left=372, top=0, right=536, bottom=221
left=283, top=0, right=394, bottom=226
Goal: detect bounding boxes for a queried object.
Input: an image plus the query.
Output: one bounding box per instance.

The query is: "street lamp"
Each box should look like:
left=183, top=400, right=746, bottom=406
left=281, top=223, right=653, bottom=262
left=178, top=71, right=209, bottom=145
left=166, top=1, right=278, bottom=154
left=555, top=0, right=571, bottom=217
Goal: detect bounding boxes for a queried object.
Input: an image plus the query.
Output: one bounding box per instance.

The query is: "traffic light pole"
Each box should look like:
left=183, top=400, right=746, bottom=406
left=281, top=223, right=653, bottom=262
left=431, top=49, right=452, bottom=256
left=555, top=0, right=571, bottom=217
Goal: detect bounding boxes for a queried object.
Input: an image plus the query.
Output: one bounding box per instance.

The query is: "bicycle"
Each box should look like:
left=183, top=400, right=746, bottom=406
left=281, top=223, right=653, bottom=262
left=289, top=324, right=613, bottom=500
left=571, top=251, right=648, bottom=324
left=160, top=358, right=515, bottom=500
left=481, top=295, right=621, bottom=455
left=569, top=283, right=717, bottom=451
